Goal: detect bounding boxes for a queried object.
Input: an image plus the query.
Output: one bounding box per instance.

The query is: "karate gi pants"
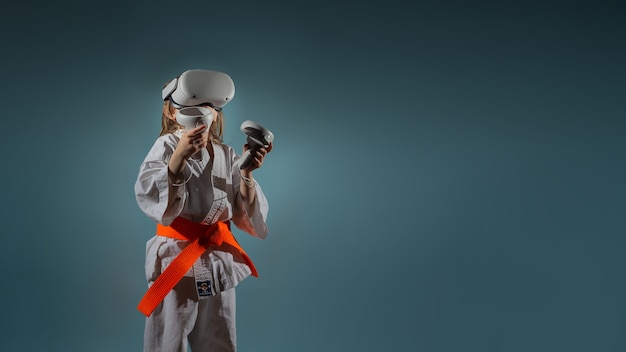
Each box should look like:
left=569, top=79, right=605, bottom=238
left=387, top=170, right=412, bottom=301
left=144, top=276, right=237, bottom=352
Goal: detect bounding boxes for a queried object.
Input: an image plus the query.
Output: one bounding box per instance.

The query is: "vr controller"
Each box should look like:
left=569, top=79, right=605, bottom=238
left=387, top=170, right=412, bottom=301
left=237, top=120, right=274, bottom=170
left=176, top=106, right=214, bottom=133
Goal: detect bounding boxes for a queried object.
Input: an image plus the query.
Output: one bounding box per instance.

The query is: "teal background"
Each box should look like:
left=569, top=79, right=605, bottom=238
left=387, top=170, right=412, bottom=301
left=1, top=1, right=624, bottom=351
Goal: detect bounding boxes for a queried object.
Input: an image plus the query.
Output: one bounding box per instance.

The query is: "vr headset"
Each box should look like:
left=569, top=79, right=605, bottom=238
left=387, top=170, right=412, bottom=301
left=162, top=69, right=235, bottom=111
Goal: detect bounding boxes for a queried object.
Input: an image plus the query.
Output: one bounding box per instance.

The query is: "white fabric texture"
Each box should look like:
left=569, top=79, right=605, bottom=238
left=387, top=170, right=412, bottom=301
left=135, top=131, right=269, bottom=351
left=143, top=279, right=237, bottom=352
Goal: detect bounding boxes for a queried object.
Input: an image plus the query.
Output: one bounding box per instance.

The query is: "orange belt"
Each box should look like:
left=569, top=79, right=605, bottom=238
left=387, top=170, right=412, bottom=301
left=137, top=217, right=258, bottom=317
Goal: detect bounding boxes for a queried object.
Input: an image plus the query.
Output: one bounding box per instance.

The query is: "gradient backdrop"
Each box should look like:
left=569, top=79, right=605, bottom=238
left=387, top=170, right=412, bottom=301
left=1, top=1, right=625, bottom=351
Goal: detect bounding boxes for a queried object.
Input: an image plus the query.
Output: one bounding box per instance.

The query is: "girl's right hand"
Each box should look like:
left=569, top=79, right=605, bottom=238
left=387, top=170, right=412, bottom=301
left=176, top=125, right=209, bottom=160
left=168, top=124, right=208, bottom=178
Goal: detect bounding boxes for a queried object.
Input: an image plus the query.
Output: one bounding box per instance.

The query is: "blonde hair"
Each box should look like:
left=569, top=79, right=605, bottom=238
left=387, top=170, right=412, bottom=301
left=159, top=99, right=225, bottom=144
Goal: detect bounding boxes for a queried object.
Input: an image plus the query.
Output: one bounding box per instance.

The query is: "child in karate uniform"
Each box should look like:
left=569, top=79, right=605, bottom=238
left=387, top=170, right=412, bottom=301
left=134, top=69, right=272, bottom=352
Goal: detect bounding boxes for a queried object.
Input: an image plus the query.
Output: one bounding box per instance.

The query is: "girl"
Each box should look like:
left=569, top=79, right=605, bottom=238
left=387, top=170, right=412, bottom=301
left=134, top=70, right=272, bottom=352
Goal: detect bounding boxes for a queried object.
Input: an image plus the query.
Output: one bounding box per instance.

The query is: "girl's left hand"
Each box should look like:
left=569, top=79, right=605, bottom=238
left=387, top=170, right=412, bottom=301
left=241, top=142, right=273, bottom=172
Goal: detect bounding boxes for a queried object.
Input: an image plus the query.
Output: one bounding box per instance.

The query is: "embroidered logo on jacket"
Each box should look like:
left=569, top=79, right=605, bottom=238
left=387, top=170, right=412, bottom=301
left=197, top=280, right=212, bottom=297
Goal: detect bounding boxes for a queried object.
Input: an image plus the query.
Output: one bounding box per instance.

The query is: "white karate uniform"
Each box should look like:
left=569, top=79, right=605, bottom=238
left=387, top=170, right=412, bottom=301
left=135, top=131, right=269, bottom=352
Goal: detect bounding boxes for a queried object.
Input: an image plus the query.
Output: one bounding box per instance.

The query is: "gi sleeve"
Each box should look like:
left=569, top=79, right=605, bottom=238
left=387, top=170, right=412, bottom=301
left=134, top=137, right=188, bottom=225
left=230, top=148, right=269, bottom=239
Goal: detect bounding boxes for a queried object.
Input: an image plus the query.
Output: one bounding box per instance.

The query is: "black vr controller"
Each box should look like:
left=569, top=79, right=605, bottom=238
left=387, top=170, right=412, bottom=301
left=238, top=120, right=274, bottom=170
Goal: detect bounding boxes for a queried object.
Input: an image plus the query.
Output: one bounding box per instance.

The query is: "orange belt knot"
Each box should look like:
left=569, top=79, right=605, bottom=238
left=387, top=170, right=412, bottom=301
left=137, top=217, right=257, bottom=317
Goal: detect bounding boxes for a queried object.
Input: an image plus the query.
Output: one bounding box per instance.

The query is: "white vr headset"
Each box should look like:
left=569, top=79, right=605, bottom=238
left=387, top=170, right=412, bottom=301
left=162, top=69, right=235, bottom=111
